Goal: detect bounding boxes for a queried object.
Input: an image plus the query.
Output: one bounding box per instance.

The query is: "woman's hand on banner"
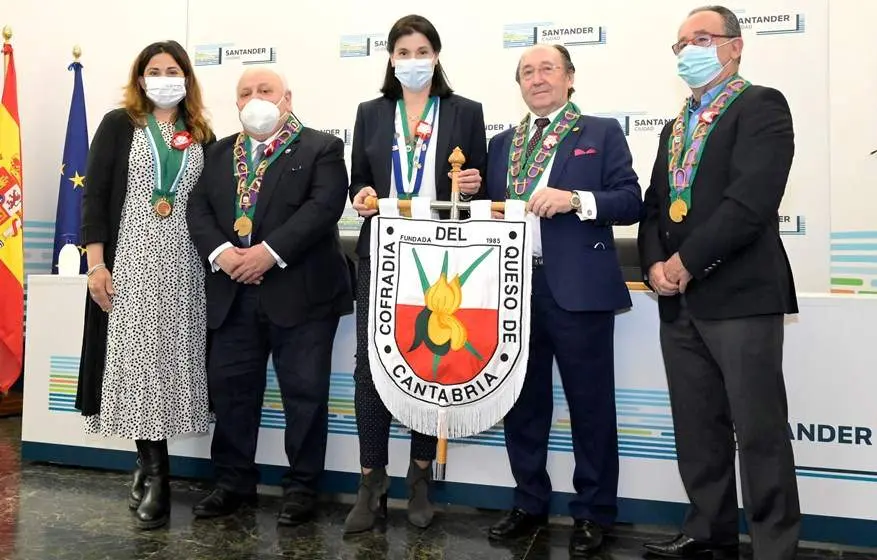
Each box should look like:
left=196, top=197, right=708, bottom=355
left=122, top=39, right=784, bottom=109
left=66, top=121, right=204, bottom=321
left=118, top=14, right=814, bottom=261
left=353, top=186, right=379, bottom=217
left=449, top=168, right=482, bottom=195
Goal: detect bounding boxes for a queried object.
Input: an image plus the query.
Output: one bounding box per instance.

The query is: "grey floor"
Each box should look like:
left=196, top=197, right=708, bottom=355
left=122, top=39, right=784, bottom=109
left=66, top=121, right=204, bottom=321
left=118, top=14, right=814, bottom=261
left=1, top=417, right=875, bottom=559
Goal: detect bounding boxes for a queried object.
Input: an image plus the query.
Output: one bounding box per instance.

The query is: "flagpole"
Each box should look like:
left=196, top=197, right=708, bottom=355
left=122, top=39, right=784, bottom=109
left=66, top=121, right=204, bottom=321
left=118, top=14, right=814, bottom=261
left=430, top=148, right=468, bottom=481
left=2, top=26, right=11, bottom=75
left=73, top=44, right=81, bottom=61
left=0, top=24, right=23, bottom=401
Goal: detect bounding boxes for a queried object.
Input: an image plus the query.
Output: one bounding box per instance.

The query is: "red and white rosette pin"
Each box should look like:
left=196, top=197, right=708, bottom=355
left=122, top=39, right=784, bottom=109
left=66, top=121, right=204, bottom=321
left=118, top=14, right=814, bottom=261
left=700, top=109, right=719, bottom=124
left=171, top=130, right=193, bottom=150
left=542, top=133, right=559, bottom=150
left=415, top=120, right=433, bottom=140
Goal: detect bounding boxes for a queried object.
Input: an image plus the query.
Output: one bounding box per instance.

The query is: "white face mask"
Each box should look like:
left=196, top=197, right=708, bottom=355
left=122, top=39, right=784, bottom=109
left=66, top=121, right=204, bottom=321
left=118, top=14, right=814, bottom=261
left=394, top=57, right=435, bottom=92
left=239, top=97, right=284, bottom=136
left=144, top=76, right=186, bottom=109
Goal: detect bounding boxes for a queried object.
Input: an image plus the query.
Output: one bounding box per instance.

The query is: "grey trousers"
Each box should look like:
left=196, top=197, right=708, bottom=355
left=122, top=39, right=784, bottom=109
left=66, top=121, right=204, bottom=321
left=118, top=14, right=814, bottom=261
left=660, top=301, right=800, bottom=560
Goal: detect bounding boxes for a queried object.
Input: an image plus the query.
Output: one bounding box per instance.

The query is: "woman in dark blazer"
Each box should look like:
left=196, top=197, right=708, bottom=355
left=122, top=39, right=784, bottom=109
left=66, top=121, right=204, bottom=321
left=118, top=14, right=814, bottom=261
left=346, top=14, right=487, bottom=533
left=76, top=40, right=214, bottom=530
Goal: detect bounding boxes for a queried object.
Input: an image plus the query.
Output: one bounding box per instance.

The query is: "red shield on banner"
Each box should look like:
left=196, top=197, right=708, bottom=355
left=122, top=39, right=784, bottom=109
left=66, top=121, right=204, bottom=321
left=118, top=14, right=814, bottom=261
left=393, top=248, right=499, bottom=385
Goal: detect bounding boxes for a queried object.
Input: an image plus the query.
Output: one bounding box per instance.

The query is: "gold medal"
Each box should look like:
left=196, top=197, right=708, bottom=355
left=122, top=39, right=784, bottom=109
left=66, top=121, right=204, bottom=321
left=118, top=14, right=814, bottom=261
left=154, top=198, right=173, bottom=217
left=234, top=215, right=253, bottom=236
left=669, top=198, right=688, bottom=223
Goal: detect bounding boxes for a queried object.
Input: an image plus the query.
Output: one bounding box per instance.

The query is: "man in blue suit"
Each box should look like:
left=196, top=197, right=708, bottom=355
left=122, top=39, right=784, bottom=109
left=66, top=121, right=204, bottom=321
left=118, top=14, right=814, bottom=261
left=484, top=43, right=642, bottom=556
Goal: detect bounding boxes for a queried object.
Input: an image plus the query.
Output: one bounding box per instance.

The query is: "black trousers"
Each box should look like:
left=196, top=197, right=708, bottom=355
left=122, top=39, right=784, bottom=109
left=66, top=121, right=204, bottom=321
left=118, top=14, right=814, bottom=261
left=660, top=300, right=800, bottom=559
left=353, top=258, right=436, bottom=468
left=208, top=286, right=339, bottom=496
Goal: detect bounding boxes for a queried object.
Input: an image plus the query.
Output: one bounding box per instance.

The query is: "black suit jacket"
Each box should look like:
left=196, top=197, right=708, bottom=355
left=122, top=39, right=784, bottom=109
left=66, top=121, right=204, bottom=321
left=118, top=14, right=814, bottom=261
left=187, top=126, right=354, bottom=329
left=637, top=85, right=798, bottom=322
left=348, top=93, right=487, bottom=258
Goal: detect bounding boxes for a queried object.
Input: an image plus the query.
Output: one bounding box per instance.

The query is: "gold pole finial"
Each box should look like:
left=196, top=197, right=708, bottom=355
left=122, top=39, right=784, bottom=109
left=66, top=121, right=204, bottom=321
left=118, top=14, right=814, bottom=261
left=2, top=26, right=11, bottom=42
left=73, top=45, right=81, bottom=60
left=448, top=146, right=466, bottom=168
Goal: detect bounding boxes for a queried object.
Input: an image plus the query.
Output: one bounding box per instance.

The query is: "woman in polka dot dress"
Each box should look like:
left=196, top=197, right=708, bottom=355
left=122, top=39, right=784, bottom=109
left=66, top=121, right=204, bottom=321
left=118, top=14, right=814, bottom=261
left=76, top=41, right=214, bottom=530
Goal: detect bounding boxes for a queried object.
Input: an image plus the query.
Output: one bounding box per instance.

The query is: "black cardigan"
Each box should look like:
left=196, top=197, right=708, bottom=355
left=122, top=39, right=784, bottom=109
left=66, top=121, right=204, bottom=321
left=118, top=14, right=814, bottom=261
left=74, top=108, right=213, bottom=416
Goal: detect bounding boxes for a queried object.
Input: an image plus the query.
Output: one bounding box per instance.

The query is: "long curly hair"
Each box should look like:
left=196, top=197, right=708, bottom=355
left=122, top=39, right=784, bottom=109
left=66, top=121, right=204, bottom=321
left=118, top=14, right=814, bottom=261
left=122, top=40, right=213, bottom=144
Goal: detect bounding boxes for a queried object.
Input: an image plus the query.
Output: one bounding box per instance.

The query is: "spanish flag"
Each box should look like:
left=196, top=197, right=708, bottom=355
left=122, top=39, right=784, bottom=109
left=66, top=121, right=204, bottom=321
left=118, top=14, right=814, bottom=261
left=0, top=39, right=24, bottom=393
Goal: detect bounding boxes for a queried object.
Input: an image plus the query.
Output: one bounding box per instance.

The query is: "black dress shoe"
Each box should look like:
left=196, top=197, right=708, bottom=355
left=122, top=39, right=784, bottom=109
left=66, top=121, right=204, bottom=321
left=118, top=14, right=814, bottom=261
left=488, top=508, right=548, bottom=540
left=643, top=534, right=739, bottom=557
left=192, top=488, right=256, bottom=519
left=277, top=493, right=316, bottom=526
left=570, top=520, right=605, bottom=556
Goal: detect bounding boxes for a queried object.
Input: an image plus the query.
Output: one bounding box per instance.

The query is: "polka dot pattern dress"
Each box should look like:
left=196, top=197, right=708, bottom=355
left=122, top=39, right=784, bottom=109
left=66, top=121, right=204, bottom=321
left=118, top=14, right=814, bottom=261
left=84, top=121, right=210, bottom=441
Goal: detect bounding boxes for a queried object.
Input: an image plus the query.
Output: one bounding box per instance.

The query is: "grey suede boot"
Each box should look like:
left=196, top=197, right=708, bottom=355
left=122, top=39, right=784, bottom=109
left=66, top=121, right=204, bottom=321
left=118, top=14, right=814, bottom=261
left=406, top=460, right=434, bottom=528
left=343, top=468, right=390, bottom=534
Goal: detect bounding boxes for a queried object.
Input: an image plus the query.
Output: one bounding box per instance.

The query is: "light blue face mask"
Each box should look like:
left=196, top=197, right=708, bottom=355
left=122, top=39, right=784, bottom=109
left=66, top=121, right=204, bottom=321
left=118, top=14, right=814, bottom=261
left=394, top=57, right=434, bottom=92
left=676, top=43, right=731, bottom=88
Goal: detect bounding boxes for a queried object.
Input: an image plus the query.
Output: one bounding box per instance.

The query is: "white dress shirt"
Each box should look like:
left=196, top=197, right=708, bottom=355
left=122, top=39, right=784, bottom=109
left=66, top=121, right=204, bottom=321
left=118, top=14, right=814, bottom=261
left=208, top=129, right=287, bottom=272
left=523, top=106, right=598, bottom=256
left=390, top=100, right=440, bottom=220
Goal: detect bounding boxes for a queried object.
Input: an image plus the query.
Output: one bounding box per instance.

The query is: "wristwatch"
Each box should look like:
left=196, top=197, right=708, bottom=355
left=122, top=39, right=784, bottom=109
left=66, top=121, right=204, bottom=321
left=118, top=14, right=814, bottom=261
left=569, top=191, right=581, bottom=211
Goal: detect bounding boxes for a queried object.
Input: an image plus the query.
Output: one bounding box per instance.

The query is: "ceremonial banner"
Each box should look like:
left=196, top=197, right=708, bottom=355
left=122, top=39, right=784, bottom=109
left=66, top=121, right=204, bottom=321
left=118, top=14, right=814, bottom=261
left=368, top=205, right=532, bottom=439
left=0, top=38, right=24, bottom=393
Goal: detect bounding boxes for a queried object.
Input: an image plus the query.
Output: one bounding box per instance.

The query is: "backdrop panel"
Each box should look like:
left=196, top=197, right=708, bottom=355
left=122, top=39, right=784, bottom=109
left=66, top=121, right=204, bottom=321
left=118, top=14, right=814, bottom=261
left=185, top=0, right=830, bottom=291
left=0, top=0, right=852, bottom=292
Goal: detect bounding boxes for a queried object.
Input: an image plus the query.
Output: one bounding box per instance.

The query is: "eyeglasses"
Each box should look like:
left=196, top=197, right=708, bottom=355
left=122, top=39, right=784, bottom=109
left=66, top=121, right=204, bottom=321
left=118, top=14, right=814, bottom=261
left=519, top=64, right=563, bottom=81
left=671, top=33, right=738, bottom=55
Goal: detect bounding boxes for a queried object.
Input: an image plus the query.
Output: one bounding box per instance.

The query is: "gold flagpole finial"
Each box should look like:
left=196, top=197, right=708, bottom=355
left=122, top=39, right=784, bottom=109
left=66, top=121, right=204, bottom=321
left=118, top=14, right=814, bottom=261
left=73, top=45, right=81, bottom=61
left=2, top=26, right=12, bottom=43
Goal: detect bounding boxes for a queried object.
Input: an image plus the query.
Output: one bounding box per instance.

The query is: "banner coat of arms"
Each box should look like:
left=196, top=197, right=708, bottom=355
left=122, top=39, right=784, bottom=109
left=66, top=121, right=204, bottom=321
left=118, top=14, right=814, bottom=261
left=368, top=206, right=532, bottom=439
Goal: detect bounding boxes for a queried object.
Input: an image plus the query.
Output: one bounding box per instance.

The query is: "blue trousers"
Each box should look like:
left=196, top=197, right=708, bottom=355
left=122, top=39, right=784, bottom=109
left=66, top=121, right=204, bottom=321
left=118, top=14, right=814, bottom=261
left=503, top=267, right=619, bottom=526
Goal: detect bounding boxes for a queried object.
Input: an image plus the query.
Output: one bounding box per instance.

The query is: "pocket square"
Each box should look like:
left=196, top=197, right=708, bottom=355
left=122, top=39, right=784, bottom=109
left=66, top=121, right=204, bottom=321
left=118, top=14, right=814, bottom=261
left=574, top=147, right=598, bottom=156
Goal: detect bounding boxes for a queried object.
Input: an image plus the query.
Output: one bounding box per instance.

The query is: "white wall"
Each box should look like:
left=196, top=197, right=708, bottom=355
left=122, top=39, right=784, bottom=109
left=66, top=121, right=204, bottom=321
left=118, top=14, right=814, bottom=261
left=827, top=2, right=877, bottom=294
left=2, top=0, right=865, bottom=295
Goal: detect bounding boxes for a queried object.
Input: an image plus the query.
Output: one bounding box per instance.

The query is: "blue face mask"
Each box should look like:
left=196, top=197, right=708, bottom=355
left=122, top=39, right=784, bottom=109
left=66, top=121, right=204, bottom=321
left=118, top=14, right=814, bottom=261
left=676, top=43, right=730, bottom=88
left=394, top=58, right=435, bottom=92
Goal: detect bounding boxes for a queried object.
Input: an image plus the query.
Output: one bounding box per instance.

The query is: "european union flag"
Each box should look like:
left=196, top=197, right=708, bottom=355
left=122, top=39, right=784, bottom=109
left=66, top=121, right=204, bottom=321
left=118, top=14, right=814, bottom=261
left=51, top=60, right=88, bottom=273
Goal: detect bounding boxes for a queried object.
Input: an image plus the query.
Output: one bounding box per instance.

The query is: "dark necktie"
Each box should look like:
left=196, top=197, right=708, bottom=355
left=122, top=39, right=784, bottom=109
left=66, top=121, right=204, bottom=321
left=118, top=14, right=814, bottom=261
left=239, top=144, right=267, bottom=248
left=253, top=143, right=267, bottom=167
left=526, top=117, right=551, bottom=159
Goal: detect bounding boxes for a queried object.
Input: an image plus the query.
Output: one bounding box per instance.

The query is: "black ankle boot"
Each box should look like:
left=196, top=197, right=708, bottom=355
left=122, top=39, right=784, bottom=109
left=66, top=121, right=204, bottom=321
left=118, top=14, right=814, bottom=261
left=128, top=454, right=145, bottom=510
left=134, top=439, right=170, bottom=530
